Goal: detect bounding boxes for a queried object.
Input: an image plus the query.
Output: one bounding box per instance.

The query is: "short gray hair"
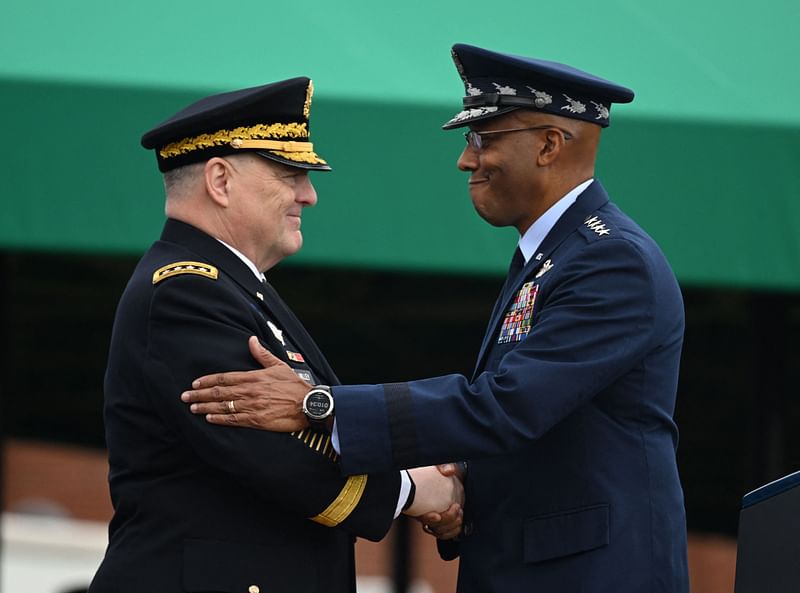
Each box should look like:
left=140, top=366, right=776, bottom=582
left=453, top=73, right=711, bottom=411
left=163, top=162, right=204, bottom=197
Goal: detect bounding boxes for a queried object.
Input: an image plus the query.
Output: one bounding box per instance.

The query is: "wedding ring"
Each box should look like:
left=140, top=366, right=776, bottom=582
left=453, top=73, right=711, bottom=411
left=226, top=400, right=236, bottom=414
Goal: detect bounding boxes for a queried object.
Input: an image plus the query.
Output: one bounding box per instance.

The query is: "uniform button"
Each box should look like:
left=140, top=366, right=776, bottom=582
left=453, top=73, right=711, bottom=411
left=249, top=586, right=260, bottom=593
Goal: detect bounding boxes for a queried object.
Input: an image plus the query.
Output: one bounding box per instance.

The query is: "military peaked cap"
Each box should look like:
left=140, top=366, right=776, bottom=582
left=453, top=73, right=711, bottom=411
left=443, top=43, right=634, bottom=129
left=141, top=77, right=331, bottom=172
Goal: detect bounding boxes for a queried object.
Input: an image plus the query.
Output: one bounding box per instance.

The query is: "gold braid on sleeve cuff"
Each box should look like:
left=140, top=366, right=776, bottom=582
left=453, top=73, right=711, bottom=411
left=310, top=474, right=368, bottom=527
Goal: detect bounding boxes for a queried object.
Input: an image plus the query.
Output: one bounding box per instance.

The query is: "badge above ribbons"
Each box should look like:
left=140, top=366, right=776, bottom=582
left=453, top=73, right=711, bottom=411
left=498, top=282, right=539, bottom=344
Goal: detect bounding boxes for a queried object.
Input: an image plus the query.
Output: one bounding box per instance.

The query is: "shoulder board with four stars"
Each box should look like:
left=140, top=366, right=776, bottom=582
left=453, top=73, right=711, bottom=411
left=152, top=261, right=218, bottom=285
left=579, top=214, right=615, bottom=241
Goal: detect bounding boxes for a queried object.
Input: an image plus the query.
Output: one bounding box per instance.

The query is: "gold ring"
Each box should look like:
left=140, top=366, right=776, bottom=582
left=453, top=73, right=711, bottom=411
left=226, top=400, right=236, bottom=414
left=422, top=524, right=434, bottom=535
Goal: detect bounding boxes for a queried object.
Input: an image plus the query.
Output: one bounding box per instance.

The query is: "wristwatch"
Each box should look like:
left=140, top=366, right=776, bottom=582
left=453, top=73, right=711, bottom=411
left=302, top=385, right=334, bottom=429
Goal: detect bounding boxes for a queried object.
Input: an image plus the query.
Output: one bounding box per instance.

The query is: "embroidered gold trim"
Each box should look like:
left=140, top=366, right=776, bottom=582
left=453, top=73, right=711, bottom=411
left=270, top=150, right=327, bottom=165
left=230, top=138, right=314, bottom=152
left=159, top=122, right=309, bottom=159
left=291, top=429, right=338, bottom=461
left=303, top=80, right=314, bottom=119
left=152, top=261, right=218, bottom=284
left=311, top=474, right=368, bottom=527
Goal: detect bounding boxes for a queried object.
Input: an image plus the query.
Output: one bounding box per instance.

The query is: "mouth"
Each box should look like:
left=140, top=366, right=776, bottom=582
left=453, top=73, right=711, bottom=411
left=468, top=176, right=489, bottom=186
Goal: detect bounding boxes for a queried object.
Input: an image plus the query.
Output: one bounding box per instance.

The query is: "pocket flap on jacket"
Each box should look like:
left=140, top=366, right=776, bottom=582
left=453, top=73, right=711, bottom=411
left=523, top=504, right=609, bottom=563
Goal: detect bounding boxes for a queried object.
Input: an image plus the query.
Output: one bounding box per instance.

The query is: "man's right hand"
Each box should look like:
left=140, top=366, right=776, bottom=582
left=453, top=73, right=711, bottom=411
left=403, top=465, right=464, bottom=520
left=412, top=463, right=466, bottom=540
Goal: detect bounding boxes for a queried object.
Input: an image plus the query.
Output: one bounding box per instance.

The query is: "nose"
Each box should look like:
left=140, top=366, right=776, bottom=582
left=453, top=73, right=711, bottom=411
left=457, top=145, right=478, bottom=172
left=296, top=175, right=318, bottom=207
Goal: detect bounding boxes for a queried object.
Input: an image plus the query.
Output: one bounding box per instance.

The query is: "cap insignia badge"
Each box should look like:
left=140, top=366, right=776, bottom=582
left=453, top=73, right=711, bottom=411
left=591, top=101, right=609, bottom=120
left=526, top=87, right=553, bottom=109
left=466, top=82, right=482, bottom=96
left=451, top=106, right=499, bottom=122
left=492, top=83, right=517, bottom=95
left=561, top=94, right=587, bottom=114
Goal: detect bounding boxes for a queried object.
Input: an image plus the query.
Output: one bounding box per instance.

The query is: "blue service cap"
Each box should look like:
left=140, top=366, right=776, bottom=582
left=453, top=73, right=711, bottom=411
left=443, top=43, right=634, bottom=129
left=141, top=77, right=330, bottom=173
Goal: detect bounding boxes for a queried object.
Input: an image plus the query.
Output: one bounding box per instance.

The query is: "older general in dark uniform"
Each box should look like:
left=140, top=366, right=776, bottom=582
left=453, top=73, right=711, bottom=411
left=184, top=45, right=690, bottom=593
left=89, top=78, right=461, bottom=593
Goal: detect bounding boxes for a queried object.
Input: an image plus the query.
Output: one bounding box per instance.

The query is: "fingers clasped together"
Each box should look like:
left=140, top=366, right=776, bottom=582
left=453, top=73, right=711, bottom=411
left=405, top=463, right=467, bottom=541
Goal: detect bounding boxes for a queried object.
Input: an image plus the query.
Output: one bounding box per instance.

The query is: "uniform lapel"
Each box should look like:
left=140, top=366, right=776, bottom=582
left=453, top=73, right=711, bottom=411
left=472, top=181, right=611, bottom=377
left=159, top=219, right=336, bottom=383
left=257, top=280, right=337, bottom=383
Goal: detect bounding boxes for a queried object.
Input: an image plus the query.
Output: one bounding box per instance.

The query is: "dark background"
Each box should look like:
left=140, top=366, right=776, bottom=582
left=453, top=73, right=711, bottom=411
left=2, top=251, right=798, bottom=537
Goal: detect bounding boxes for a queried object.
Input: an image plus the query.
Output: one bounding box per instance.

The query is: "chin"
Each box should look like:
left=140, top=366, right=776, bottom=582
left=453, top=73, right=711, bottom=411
left=473, top=204, right=500, bottom=227
left=287, top=233, right=304, bottom=254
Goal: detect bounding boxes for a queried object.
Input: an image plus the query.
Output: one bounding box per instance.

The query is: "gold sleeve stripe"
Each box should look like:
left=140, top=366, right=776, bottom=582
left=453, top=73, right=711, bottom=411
left=310, top=474, right=368, bottom=527
left=152, top=261, right=218, bottom=284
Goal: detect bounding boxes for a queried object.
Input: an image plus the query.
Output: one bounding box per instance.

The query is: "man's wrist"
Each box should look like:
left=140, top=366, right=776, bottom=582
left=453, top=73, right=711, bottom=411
left=402, top=470, right=416, bottom=511
left=302, top=385, right=334, bottom=430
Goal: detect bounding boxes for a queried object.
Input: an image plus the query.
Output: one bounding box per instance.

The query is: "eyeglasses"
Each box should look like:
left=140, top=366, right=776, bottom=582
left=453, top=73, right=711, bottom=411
left=463, top=125, right=574, bottom=151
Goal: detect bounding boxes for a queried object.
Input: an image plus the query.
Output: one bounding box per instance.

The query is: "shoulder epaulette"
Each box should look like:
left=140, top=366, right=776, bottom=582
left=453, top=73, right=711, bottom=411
left=580, top=214, right=613, bottom=240
left=152, top=261, right=218, bottom=285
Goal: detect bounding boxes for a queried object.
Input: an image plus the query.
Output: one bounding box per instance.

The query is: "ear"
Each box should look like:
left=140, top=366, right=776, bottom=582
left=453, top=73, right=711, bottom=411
left=536, top=129, right=568, bottom=167
left=204, top=157, right=233, bottom=207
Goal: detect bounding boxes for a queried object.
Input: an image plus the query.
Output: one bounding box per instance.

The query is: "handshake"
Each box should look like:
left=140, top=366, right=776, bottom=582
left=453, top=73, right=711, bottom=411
left=402, top=463, right=465, bottom=540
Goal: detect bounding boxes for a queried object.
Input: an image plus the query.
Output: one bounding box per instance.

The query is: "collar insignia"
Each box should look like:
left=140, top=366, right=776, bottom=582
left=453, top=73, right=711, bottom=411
left=535, top=259, right=553, bottom=278
left=267, top=321, right=285, bottom=346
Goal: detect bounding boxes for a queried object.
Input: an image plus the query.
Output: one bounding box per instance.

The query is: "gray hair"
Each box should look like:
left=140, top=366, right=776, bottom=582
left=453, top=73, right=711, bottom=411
left=163, top=162, right=205, bottom=198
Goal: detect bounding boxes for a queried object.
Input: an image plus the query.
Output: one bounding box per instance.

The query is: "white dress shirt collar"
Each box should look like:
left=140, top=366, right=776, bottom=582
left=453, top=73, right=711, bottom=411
left=216, top=239, right=266, bottom=283
left=518, top=178, right=594, bottom=264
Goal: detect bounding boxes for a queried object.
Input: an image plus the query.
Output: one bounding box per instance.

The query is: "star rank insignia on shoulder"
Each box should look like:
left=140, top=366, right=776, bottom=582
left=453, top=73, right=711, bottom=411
left=583, top=215, right=611, bottom=236
left=152, top=261, right=218, bottom=284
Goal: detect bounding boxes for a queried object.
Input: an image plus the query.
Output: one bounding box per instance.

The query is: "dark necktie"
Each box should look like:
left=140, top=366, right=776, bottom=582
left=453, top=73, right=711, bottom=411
left=508, top=247, right=525, bottom=278
left=500, top=247, right=525, bottom=301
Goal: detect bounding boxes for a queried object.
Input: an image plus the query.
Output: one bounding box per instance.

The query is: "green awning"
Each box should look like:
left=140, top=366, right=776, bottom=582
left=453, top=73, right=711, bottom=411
left=2, top=0, right=799, bottom=289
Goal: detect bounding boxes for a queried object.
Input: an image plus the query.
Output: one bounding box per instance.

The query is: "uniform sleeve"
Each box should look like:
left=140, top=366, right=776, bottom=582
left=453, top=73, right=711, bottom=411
left=334, top=238, right=670, bottom=475
left=143, top=273, right=399, bottom=541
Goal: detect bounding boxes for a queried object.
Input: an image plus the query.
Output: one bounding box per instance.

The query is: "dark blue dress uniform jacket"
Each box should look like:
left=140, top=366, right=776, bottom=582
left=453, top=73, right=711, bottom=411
left=333, top=181, right=690, bottom=592
left=89, top=219, right=400, bottom=593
